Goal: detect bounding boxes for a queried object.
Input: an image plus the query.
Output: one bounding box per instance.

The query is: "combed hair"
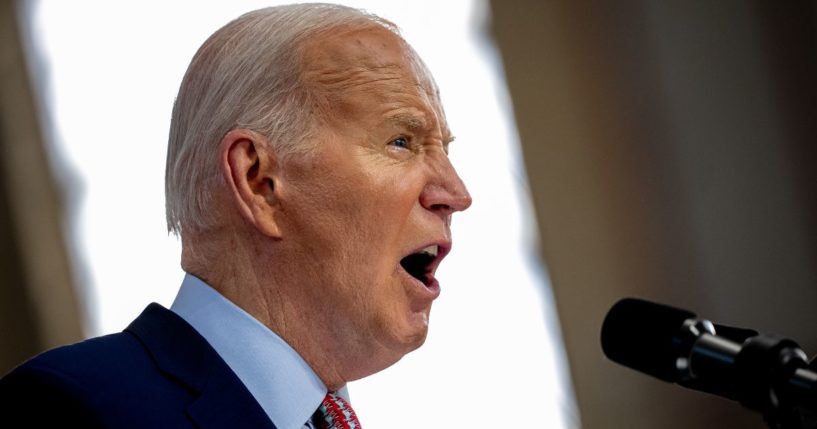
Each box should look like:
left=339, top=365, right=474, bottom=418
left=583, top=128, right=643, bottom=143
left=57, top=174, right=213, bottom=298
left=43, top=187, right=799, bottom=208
left=165, top=3, right=398, bottom=236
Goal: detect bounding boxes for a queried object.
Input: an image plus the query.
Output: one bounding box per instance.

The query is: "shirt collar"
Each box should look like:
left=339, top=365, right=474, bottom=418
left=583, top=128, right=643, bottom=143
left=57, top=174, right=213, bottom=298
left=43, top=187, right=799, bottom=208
left=171, top=273, right=349, bottom=429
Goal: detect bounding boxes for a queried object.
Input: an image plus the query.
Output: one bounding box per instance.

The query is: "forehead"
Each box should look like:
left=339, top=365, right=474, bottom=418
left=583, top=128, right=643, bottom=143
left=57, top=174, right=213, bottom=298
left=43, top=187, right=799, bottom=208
left=301, top=25, right=428, bottom=84
left=299, top=25, right=446, bottom=128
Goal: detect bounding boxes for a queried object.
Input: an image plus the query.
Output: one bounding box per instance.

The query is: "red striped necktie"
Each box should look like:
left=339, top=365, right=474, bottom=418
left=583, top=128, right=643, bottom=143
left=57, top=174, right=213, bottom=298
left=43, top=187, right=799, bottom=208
left=313, top=392, right=362, bottom=429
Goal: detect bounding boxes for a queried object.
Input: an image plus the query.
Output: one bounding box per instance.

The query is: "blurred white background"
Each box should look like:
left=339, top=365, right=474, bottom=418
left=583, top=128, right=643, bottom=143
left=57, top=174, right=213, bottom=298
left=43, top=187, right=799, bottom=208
left=26, top=1, right=576, bottom=427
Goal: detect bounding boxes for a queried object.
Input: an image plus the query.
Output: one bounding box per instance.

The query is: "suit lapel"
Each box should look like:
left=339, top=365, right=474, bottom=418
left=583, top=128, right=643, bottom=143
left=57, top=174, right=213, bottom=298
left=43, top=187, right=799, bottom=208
left=186, top=367, right=278, bottom=429
left=125, top=303, right=276, bottom=429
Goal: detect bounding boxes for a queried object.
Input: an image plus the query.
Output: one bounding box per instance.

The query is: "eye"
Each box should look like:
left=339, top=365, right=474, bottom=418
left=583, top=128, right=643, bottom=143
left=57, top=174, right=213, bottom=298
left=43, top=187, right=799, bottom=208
left=389, top=136, right=410, bottom=149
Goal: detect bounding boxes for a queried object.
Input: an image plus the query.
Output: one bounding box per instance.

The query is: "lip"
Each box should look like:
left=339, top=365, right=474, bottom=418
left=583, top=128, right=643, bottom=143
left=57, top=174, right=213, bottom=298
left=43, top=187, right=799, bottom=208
left=399, top=240, right=452, bottom=299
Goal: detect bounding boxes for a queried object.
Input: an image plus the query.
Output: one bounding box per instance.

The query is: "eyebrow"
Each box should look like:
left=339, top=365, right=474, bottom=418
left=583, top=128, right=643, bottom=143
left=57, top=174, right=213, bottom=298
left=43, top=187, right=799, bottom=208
left=386, top=112, right=456, bottom=144
left=386, top=112, right=428, bottom=131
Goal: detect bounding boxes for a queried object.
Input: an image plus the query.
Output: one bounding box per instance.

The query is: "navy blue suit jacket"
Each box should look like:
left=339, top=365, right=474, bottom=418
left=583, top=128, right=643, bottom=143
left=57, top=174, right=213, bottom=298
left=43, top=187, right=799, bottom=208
left=0, top=303, right=277, bottom=428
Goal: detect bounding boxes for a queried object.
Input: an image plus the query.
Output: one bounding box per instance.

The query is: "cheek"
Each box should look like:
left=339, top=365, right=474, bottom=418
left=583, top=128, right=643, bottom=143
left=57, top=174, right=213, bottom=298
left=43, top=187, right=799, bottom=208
left=282, top=153, right=425, bottom=272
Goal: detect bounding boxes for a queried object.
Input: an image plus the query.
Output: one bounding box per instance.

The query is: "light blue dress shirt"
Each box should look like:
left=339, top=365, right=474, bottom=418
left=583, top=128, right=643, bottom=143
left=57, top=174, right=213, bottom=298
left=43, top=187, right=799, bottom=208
left=170, top=273, right=350, bottom=429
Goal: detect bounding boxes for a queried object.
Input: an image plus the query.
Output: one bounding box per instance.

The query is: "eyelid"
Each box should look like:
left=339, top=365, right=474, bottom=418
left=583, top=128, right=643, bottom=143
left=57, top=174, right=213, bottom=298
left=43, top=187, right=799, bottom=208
left=388, top=134, right=413, bottom=149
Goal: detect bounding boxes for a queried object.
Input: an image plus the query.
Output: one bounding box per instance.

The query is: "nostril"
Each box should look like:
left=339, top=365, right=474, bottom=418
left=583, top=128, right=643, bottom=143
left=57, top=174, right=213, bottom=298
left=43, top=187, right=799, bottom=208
left=429, top=203, right=451, bottom=213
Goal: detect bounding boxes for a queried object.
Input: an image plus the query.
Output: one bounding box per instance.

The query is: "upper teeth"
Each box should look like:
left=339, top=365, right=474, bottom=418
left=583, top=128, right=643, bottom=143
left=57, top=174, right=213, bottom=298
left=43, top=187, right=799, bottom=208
left=420, top=245, right=438, bottom=257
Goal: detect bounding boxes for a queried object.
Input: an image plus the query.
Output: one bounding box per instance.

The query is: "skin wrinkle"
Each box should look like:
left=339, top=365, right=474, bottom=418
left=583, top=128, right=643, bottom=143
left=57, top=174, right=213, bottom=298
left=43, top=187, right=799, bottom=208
left=315, top=78, right=450, bottom=154
left=307, top=65, right=404, bottom=88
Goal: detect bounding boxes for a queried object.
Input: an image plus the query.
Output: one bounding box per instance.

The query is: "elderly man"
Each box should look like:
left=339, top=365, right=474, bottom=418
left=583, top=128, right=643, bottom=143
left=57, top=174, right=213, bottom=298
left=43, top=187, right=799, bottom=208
left=0, top=3, right=470, bottom=428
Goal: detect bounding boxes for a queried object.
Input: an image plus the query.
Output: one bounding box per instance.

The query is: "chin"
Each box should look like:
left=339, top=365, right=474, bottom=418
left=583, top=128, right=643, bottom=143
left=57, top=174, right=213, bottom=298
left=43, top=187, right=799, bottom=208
left=393, top=315, right=430, bottom=353
left=347, top=338, right=423, bottom=381
left=360, top=321, right=429, bottom=377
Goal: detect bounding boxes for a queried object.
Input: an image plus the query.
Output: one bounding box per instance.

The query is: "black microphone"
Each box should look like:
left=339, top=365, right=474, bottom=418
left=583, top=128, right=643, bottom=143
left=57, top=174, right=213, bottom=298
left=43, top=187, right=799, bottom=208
left=600, top=298, right=817, bottom=418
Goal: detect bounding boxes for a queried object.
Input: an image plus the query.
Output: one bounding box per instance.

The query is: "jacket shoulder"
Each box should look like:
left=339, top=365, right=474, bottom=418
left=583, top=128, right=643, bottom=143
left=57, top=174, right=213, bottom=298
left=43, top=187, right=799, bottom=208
left=0, top=332, right=148, bottom=427
left=0, top=307, right=200, bottom=428
left=15, top=330, right=150, bottom=382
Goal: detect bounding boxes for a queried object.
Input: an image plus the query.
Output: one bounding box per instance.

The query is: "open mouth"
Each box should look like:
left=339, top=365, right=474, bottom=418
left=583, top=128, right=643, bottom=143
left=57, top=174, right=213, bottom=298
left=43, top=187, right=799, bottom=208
left=399, top=244, right=442, bottom=287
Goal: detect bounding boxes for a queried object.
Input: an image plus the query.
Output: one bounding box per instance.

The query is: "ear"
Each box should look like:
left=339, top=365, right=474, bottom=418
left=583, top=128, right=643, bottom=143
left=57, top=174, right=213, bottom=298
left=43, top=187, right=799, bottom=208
left=219, top=129, right=282, bottom=238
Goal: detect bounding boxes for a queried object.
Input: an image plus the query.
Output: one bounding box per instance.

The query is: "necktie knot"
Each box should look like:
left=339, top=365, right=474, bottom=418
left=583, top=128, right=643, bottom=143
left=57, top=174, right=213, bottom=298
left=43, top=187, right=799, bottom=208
left=313, top=391, right=361, bottom=429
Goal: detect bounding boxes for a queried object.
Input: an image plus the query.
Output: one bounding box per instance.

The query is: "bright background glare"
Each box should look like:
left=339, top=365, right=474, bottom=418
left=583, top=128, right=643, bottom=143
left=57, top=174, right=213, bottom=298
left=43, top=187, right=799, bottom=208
left=28, top=1, right=577, bottom=427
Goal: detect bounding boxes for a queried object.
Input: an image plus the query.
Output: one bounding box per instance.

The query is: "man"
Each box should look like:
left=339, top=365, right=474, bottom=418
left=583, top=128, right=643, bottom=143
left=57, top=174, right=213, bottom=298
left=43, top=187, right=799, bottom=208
left=0, top=3, right=470, bottom=428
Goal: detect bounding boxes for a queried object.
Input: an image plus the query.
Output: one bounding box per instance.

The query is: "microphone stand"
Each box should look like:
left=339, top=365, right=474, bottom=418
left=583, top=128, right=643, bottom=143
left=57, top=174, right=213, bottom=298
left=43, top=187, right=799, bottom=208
left=765, top=353, right=817, bottom=429
left=711, top=333, right=817, bottom=429
left=677, top=324, right=817, bottom=429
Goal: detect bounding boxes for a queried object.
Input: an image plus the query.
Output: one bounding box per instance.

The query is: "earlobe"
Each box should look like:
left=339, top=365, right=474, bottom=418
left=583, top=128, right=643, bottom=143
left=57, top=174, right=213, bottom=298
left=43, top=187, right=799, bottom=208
left=219, top=129, right=282, bottom=238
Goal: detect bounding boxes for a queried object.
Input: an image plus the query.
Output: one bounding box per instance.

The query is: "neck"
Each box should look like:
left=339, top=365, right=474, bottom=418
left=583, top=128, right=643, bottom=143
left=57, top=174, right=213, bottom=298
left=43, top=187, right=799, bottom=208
left=181, top=229, right=350, bottom=391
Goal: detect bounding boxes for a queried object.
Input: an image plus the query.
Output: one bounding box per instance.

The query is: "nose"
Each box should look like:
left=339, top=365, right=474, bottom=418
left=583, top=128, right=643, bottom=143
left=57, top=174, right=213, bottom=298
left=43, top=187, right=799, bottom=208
left=419, top=155, right=472, bottom=217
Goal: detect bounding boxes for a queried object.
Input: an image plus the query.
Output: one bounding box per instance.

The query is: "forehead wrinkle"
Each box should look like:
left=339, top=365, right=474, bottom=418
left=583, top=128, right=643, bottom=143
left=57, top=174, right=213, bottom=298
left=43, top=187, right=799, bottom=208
left=299, top=28, right=450, bottom=142
left=308, top=69, right=422, bottom=102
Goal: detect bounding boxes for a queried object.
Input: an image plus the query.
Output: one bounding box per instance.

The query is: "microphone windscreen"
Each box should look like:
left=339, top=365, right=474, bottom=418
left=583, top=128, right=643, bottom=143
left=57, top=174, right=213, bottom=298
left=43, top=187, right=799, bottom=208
left=601, top=298, right=696, bottom=382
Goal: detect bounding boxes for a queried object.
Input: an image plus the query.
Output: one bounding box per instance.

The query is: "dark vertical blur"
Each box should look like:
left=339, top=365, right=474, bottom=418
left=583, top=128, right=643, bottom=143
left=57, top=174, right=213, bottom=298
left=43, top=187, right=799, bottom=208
left=0, top=0, right=83, bottom=375
left=491, top=1, right=817, bottom=428
left=0, top=125, right=40, bottom=373
left=758, top=1, right=817, bottom=259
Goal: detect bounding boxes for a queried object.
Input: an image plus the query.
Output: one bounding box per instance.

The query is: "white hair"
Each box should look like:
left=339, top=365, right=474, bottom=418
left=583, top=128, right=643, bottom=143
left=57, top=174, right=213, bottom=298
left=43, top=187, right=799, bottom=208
left=165, top=3, right=398, bottom=236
